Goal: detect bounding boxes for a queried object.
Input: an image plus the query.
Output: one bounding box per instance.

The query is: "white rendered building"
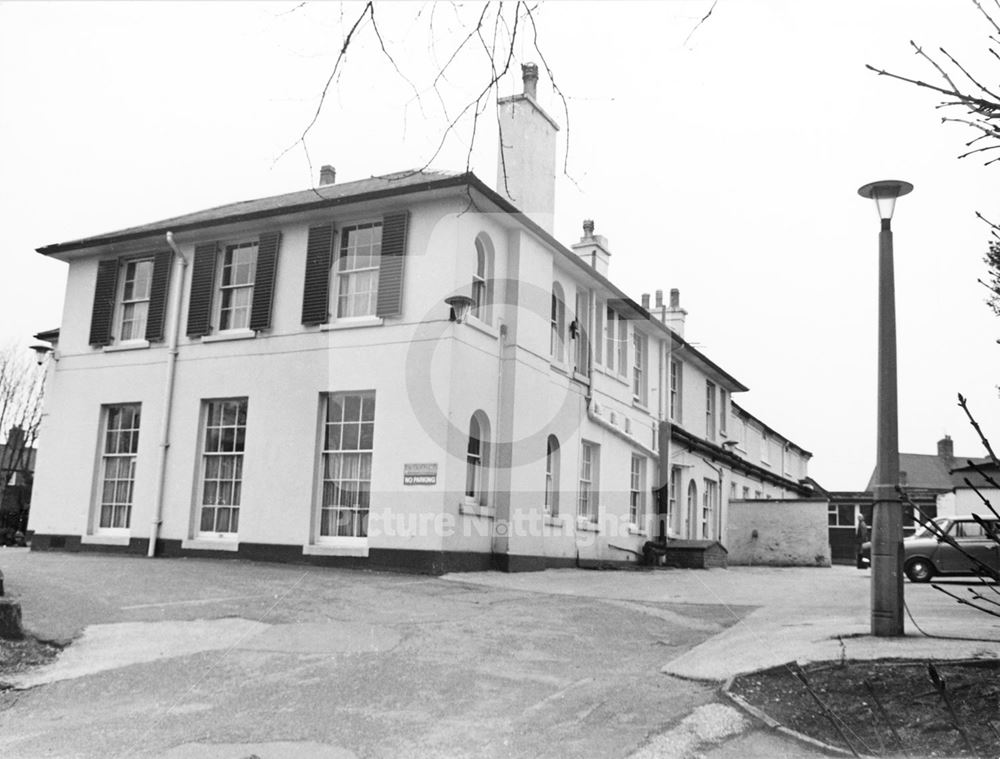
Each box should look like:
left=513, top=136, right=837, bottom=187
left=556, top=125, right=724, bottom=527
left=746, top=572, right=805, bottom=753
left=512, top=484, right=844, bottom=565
left=29, top=65, right=813, bottom=572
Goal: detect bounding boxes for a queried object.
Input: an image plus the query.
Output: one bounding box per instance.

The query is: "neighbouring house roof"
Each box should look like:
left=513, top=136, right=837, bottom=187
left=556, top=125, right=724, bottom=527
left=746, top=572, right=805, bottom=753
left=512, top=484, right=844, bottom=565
left=949, top=458, right=997, bottom=490
left=864, top=452, right=982, bottom=492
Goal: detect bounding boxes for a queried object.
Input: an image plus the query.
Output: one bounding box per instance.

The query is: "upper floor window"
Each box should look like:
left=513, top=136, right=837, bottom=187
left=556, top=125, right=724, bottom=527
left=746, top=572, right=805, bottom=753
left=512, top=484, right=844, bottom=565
left=761, top=430, right=770, bottom=464
left=89, top=251, right=172, bottom=347
left=118, top=258, right=153, bottom=341
left=545, top=434, right=560, bottom=516
left=705, top=381, right=717, bottom=442
left=720, top=389, right=728, bottom=435
left=616, top=314, right=627, bottom=377
left=593, top=301, right=604, bottom=366
left=551, top=283, right=566, bottom=363
left=669, top=358, right=682, bottom=423
left=300, top=213, right=409, bottom=326
left=573, top=290, right=591, bottom=375
left=465, top=412, right=491, bottom=506
left=218, top=241, right=258, bottom=331
left=471, top=234, right=494, bottom=323
left=187, top=232, right=281, bottom=338
left=632, top=331, right=648, bottom=404
left=605, top=305, right=616, bottom=372
left=336, top=223, right=382, bottom=319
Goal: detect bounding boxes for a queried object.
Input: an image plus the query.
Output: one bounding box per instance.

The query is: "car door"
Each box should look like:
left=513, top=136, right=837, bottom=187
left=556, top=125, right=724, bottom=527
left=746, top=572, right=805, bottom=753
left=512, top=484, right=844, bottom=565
left=936, top=520, right=999, bottom=575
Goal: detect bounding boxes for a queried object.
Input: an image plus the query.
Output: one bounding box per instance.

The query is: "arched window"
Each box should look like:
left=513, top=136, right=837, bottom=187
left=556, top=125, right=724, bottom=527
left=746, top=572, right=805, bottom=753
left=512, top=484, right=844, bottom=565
left=465, top=412, right=491, bottom=506
left=544, top=435, right=560, bottom=516
left=686, top=480, right=698, bottom=539
left=471, top=234, right=494, bottom=323
left=550, top=282, right=566, bottom=362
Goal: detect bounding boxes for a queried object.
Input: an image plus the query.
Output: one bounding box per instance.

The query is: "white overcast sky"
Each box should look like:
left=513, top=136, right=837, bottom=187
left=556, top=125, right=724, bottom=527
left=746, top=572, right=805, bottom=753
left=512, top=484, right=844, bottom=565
left=1, top=0, right=997, bottom=490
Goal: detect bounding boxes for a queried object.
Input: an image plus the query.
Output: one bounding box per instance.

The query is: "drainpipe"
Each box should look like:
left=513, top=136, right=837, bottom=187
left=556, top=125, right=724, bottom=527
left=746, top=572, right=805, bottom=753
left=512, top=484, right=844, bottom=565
left=148, top=232, right=187, bottom=557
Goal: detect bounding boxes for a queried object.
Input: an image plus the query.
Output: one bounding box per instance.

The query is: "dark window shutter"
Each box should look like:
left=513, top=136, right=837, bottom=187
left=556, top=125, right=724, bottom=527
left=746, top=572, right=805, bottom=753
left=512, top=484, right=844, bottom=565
left=301, top=224, right=334, bottom=325
left=89, top=259, right=120, bottom=347
left=249, top=231, right=281, bottom=332
left=186, top=242, right=218, bottom=338
left=376, top=211, right=410, bottom=318
left=144, top=250, right=173, bottom=342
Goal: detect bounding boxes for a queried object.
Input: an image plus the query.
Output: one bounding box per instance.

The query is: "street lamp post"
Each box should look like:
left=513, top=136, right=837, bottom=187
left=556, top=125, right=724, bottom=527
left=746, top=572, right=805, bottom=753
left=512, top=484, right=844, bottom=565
left=858, top=179, right=913, bottom=637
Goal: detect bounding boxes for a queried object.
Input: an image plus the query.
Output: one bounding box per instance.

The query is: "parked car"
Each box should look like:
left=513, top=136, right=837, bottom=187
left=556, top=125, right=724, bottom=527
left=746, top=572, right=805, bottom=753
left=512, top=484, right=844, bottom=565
left=858, top=516, right=1000, bottom=582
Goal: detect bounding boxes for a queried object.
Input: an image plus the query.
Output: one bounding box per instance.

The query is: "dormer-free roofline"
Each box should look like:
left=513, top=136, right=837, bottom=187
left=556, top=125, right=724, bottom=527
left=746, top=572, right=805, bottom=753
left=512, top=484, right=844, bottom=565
left=35, top=169, right=749, bottom=392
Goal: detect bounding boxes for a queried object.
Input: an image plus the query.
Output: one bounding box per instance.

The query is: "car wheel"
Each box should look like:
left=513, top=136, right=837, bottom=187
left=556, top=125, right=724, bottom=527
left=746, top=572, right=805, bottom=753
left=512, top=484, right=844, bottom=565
left=905, top=558, right=934, bottom=583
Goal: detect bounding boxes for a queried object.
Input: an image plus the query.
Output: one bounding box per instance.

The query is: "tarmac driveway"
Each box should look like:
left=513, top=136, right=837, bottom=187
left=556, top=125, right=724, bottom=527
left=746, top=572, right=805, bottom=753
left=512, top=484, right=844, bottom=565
left=0, top=551, right=754, bottom=759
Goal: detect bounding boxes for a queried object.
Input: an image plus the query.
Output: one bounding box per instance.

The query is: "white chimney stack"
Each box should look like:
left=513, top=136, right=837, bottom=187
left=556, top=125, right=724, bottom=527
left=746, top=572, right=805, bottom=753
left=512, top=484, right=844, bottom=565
left=496, top=62, right=559, bottom=234
left=570, top=219, right=611, bottom=277
left=664, top=288, right=688, bottom=337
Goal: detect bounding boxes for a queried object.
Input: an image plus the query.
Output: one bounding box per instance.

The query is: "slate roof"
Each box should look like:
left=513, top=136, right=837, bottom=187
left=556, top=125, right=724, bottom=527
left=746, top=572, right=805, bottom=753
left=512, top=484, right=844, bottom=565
left=949, top=458, right=997, bottom=490
left=37, top=170, right=461, bottom=256
left=864, top=452, right=987, bottom=492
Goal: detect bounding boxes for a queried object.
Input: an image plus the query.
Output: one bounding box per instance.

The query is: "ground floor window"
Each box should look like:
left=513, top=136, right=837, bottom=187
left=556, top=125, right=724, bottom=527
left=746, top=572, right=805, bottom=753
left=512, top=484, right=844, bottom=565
left=629, top=454, right=646, bottom=525
left=669, top=466, right=682, bottom=534
left=545, top=435, right=560, bottom=516
left=320, top=392, right=375, bottom=538
left=701, top=478, right=718, bottom=539
left=578, top=441, right=599, bottom=522
left=97, top=404, right=141, bottom=530
left=198, top=398, right=247, bottom=536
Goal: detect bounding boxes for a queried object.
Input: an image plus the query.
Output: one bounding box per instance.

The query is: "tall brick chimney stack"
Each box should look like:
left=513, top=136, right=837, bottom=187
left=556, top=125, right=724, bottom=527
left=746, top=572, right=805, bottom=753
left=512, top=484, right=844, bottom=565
left=937, top=435, right=954, bottom=466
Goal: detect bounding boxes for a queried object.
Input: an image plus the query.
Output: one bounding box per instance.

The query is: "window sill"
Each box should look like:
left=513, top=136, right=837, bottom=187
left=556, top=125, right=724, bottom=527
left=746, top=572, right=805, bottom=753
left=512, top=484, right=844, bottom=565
left=549, top=362, right=569, bottom=376
left=544, top=514, right=565, bottom=528
left=320, top=316, right=384, bottom=331
left=571, top=370, right=591, bottom=385
left=182, top=537, right=239, bottom=552
left=466, top=316, right=498, bottom=338
left=201, top=329, right=256, bottom=344
left=303, top=540, right=369, bottom=557
left=103, top=340, right=150, bottom=353
left=460, top=502, right=495, bottom=519
left=628, top=526, right=648, bottom=537
left=82, top=533, right=131, bottom=546
left=576, top=517, right=600, bottom=533
left=632, top=399, right=648, bottom=412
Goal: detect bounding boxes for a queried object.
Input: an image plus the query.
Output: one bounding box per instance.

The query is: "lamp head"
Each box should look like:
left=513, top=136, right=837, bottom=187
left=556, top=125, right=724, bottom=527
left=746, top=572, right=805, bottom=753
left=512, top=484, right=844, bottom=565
left=444, top=294, right=474, bottom=324
left=858, top=180, right=913, bottom=221
left=30, top=344, right=52, bottom=365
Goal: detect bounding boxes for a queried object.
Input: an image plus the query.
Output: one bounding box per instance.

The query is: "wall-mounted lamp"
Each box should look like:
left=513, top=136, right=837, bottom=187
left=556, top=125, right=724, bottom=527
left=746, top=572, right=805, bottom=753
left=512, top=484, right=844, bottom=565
left=445, top=295, right=474, bottom=324
left=30, top=344, right=53, bottom=365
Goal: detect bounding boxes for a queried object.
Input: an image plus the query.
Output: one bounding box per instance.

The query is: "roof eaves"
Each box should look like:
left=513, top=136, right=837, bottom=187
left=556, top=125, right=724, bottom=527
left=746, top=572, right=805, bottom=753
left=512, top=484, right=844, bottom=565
left=36, top=172, right=472, bottom=257
left=730, top=400, right=812, bottom=457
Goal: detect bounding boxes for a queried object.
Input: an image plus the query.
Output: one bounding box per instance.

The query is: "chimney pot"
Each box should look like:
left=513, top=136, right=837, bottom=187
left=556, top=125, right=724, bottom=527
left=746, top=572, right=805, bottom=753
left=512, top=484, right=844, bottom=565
left=582, top=219, right=595, bottom=238
left=319, top=165, right=336, bottom=186
left=641, top=293, right=650, bottom=309
left=655, top=290, right=664, bottom=308
left=522, top=62, right=539, bottom=99
left=669, top=288, right=680, bottom=308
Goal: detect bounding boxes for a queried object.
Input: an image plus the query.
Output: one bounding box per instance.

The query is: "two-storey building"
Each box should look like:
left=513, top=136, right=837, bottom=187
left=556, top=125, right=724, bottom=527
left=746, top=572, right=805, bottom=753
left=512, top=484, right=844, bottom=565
left=29, top=64, right=813, bottom=572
